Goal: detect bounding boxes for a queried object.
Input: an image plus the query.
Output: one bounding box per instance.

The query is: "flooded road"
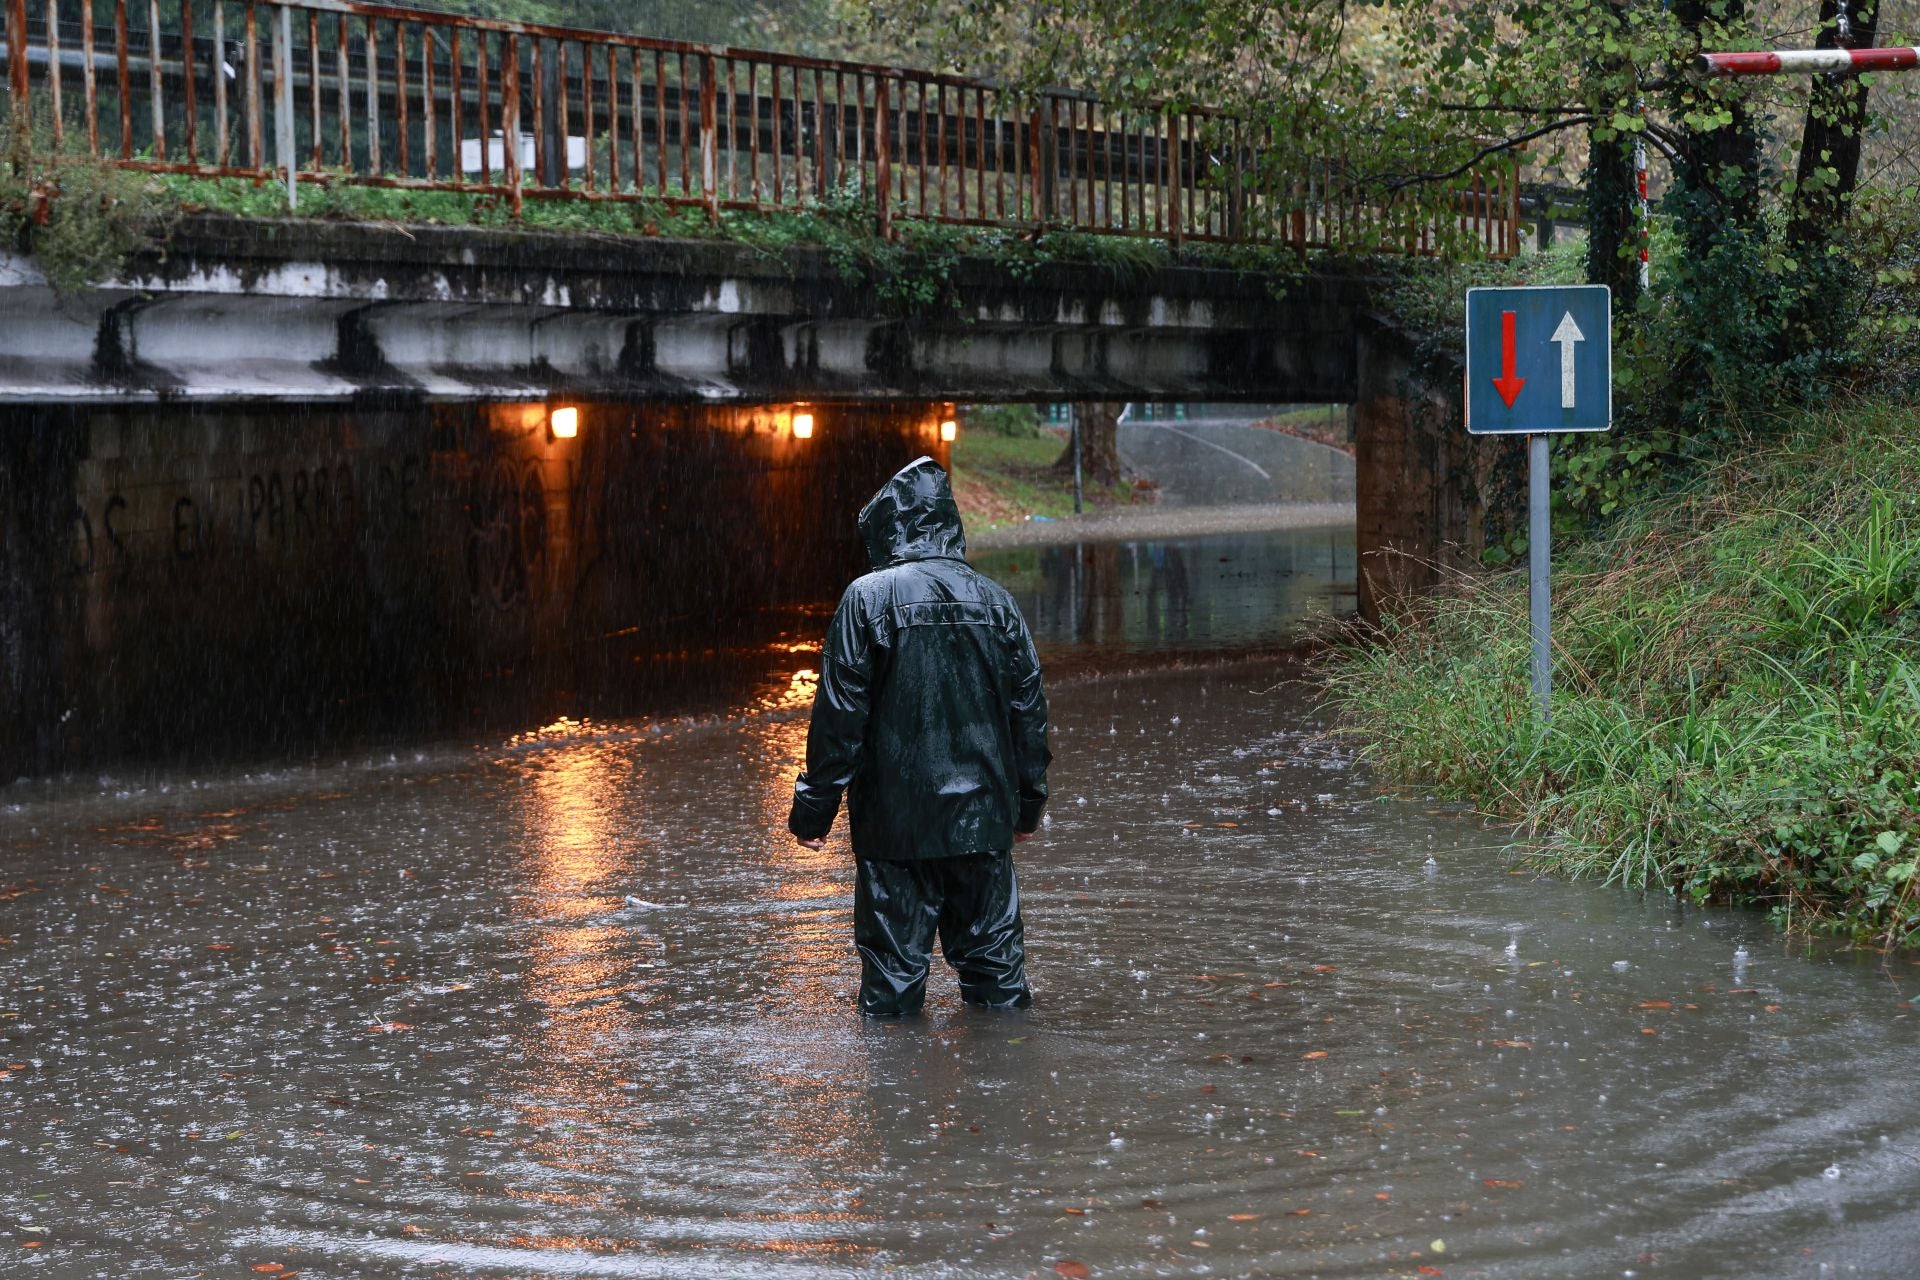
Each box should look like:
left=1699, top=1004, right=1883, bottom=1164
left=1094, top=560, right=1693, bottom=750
left=4, top=524, right=1918, bottom=1278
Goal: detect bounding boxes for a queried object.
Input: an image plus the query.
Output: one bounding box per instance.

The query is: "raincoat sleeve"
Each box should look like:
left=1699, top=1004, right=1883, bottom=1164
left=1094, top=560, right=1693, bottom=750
left=788, top=588, right=877, bottom=842
left=1007, top=613, right=1052, bottom=833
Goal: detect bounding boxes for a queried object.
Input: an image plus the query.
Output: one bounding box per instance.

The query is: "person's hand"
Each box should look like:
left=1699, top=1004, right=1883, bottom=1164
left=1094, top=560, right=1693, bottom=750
left=1014, top=830, right=1034, bottom=844
left=795, top=835, right=826, bottom=851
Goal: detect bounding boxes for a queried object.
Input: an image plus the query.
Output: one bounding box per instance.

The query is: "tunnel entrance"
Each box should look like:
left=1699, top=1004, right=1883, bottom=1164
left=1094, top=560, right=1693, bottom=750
left=0, top=399, right=948, bottom=775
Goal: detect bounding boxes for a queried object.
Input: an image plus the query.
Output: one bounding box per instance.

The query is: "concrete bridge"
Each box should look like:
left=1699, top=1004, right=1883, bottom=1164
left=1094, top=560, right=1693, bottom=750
left=0, top=1, right=1517, bottom=775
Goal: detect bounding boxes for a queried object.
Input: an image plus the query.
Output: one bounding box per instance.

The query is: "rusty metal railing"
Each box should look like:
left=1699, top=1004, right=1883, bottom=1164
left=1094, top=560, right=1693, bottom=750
left=3, top=0, right=1520, bottom=257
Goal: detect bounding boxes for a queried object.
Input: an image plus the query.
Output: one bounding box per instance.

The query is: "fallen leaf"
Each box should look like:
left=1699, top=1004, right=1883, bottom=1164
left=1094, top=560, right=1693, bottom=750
left=1062, top=1207, right=1086, bottom=1216
left=1419, top=1268, right=1445, bottom=1276
left=1228, top=1212, right=1260, bottom=1221
left=1140, top=1199, right=1163, bottom=1210
left=366, top=1022, right=413, bottom=1033
left=251, top=1267, right=286, bottom=1275
left=1764, top=1004, right=1782, bottom=1013
left=1286, top=1208, right=1312, bottom=1216
left=1311, top=965, right=1339, bottom=973
left=1054, top=1262, right=1091, bottom=1280
left=1639, top=1026, right=1659, bottom=1035
left=1482, top=1178, right=1524, bottom=1189
left=205, top=944, right=234, bottom=951
left=1638, top=1000, right=1673, bottom=1010
left=1302, top=1050, right=1328, bottom=1060
left=1490, top=1039, right=1531, bottom=1049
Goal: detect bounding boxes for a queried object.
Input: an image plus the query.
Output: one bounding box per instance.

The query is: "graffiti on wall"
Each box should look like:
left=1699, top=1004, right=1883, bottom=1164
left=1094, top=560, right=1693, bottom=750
left=65, top=455, right=428, bottom=584
left=464, top=456, right=550, bottom=612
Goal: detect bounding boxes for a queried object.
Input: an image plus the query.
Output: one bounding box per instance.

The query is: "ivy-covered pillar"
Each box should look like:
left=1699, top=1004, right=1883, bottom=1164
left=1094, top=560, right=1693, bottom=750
left=1352, top=324, right=1522, bottom=624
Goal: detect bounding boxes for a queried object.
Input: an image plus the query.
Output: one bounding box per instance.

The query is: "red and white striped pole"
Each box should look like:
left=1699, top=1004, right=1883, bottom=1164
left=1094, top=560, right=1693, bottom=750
left=1633, top=108, right=1649, bottom=289
left=1697, top=47, right=1920, bottom=76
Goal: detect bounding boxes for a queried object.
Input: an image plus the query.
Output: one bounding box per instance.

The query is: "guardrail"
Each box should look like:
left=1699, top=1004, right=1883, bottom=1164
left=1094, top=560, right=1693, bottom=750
left=3, top=0, right=1520, bottom=257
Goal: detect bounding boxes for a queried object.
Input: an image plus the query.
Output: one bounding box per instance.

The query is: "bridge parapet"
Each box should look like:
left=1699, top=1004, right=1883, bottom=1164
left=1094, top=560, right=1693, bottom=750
left=4, top=0, right=1519, bottom=257
left=0, top=213, right=1373, bottom=404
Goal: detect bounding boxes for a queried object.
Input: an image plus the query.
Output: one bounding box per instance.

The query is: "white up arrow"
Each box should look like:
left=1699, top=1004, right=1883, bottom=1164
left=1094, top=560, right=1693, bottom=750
left=1550, top=311, right=1585, bottom=409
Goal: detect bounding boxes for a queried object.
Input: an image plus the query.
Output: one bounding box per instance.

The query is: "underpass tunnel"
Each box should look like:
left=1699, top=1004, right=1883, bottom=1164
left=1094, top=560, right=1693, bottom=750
left=0, top=397, right=952, bottom=775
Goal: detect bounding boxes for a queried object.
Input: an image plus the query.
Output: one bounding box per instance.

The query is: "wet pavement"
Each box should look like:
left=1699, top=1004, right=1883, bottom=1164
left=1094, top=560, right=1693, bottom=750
left=4, top=525, right=1919, bottom=1278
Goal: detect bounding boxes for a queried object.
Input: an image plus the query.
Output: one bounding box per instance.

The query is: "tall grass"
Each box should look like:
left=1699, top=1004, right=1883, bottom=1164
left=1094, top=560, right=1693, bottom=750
left=1323, top=399, right=1920, bottom=946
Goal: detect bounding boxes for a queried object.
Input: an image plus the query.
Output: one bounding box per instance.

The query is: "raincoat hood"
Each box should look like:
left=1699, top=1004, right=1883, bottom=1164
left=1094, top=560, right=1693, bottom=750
left=857, top=457, right=967, bottom=570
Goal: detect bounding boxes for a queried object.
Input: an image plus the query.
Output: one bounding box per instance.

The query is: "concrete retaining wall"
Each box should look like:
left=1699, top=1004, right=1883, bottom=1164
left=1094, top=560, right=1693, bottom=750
left=0, top=400, right=942, bottom=775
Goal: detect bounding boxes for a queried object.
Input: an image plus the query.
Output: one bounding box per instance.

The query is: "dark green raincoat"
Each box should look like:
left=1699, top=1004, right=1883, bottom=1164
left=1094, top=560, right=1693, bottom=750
left=788, top=457, right=1051, bottom=860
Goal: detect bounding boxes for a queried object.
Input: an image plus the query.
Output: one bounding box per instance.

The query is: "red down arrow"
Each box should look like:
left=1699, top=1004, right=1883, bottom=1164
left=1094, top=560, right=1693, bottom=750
left=1492, top=310, right=1526, bottom=408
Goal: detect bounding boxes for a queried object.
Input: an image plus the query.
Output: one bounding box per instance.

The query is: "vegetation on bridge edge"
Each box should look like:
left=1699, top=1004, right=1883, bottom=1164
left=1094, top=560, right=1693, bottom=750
left=1324, top=398, right=1920, bottom=950
left=1, top=118, right=1350, bottom=310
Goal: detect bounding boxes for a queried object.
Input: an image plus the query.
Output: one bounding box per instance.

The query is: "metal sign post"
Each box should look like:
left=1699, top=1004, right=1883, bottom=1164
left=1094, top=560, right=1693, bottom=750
left=1465, top=285, right=1614, bottom=723
left=1070, top=405, right=1084, bottom=516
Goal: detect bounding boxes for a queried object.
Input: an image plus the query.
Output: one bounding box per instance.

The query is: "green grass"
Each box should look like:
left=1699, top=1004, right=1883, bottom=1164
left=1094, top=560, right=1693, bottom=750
left=950, top=429, right=1133, bottom=530
left=1322, top=398, right=1920, bottom=947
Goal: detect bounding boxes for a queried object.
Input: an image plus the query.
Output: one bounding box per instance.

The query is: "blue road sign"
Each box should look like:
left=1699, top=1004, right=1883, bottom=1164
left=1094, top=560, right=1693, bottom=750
left=1465, top=285, right=1613, bottom=434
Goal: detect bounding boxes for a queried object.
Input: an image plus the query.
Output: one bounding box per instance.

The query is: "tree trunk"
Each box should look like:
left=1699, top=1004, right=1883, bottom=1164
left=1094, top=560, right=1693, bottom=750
left=1669, top=0, right=1765, bottom=257
left=1052, top=402, right=1126, bottom=487
left=1785, top=0, right=1880, bottom=252
left=1585, top=2, right=1641, bottom=309
left=1585, top=122, right=1642, bottom=308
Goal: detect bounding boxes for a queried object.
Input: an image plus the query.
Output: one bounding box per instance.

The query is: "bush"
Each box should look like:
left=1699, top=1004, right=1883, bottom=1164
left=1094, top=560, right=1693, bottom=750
left=1323, top=398, right=1920, bottom=947
left=961, top=404, right=1043, bottom=437
left=2, top=111, right=173, bottom=295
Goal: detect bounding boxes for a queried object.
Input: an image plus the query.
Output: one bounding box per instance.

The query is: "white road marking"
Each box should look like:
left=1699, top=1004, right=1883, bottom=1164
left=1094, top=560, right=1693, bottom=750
left=1137, top=423, right=1274, bottom=481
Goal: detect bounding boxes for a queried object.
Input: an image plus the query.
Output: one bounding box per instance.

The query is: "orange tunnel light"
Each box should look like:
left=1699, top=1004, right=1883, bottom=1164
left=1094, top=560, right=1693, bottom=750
left=549, top=406, right=579, bottom=439
left=940, top=419, right=958, bottom=442
left=792, top=411, right=815, bottom=439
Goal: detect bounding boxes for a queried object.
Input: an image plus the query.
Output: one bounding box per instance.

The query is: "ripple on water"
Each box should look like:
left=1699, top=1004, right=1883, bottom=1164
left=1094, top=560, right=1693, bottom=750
left=3, top=652, right=1919, bottom=1277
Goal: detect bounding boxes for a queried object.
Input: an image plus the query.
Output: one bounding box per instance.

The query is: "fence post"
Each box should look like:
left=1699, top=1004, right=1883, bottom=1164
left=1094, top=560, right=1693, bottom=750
left=874, top=75, right=892, bottom=239
left=1041, top=96, right=1058, bottom=227
left=503, top=34, right=522, bottom=216
left=1227, top=120, right=1244, bottom=239
left=1166, top=110, right=1182, bottom=246
left=245, top=1, right=263, bottom=169
left=6, top=0, right=27, bottom=111
left=700, top=53, right=718, bottom=224
left=274, top=3, right=296, bottom=208
left=1507, top=151, right=1522, bottom=258
left=1027, top=102, right=1043, bottom=228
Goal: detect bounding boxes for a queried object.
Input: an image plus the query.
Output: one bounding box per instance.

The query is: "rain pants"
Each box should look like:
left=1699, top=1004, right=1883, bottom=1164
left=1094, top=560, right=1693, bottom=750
left=789, top=457, right=1051, bottom=1015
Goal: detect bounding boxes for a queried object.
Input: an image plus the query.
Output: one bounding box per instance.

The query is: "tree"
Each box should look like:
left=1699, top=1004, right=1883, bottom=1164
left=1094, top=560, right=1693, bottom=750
left=1052, top=403, right=1127, bottom=488
left=1785, top=0, right=1883, bottom=251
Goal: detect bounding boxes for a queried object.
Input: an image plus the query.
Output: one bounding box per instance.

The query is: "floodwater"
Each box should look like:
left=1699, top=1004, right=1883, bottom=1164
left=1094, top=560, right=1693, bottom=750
left=4, top=525, right=1919, bottom=1279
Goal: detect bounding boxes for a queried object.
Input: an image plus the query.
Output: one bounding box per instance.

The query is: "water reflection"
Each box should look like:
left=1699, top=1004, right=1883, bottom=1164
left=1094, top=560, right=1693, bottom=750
left=972, top=525, right=1356, bottom=657
left=14, top=524, right=1920, bottom=1278
left=508, top=724, right=652, bottom=1213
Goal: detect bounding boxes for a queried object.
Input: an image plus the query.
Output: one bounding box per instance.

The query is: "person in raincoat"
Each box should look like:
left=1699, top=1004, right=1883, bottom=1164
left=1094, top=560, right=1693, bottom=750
left=788, top=456, right=1052, bottom=1017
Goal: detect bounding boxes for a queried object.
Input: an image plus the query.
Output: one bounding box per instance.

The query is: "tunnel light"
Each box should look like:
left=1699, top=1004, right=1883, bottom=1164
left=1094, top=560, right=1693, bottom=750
left=940, top=418, right=958, bottom=443
left=549, top=406, right=579, bottom=439
left=792, top=411, right=815, bottom=440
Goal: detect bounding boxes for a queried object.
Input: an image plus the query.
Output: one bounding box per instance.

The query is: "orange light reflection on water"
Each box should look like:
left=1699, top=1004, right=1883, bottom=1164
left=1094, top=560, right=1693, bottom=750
left=508, top=724, right=651, bottom=1172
